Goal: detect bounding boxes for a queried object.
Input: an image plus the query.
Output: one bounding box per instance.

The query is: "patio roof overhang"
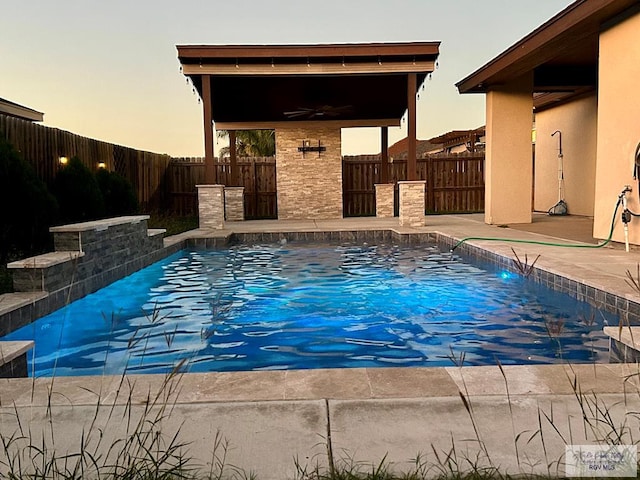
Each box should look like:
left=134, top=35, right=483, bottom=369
left=0, top=97, right=43, bottom=122
left=176, top=42, right=440, bottom=129
left=456, top=0, right=640, bottom=111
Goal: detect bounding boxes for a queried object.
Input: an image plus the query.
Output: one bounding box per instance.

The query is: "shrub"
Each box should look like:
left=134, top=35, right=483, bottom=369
left=53, top=156, right=105, bottom=223
left=0, top=136, right=58, bottom=268
left=96, top=168, right=138, bottom=217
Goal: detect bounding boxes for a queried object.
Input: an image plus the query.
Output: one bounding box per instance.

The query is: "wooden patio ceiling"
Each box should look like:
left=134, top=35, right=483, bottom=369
left=456, top=0, right=640, bottom=111
left=176, top=42, right=440, bottom=129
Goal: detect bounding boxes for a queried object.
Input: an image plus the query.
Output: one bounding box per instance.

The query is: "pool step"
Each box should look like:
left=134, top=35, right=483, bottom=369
left=0, top=340, right=34, bottom=378
left=148, top=228, right=167, bottom=238
left=0, top=292, right=48, bottom=315
left=604, top=326, right=640, bottom=362
left=7, top=252, right=85, bottom=292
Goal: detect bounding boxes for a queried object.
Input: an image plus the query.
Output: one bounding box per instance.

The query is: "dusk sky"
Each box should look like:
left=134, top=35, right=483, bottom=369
left=2, top=0, right=573, bottom=157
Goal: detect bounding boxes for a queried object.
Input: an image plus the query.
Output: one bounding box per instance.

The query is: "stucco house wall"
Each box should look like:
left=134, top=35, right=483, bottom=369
left=594, top=11, right=640, bottom=243
left=484, top=73, right=534, bottom=225
left=534, top=95, right=597, bottom=216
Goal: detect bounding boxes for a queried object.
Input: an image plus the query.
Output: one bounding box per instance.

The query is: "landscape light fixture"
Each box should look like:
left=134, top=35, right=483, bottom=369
left=98, top=162, right=106, bottom=169
left=58, top=156, right=68, bottom=165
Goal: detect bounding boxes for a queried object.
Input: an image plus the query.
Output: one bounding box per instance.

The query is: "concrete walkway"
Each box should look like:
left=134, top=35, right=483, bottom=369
left=3, top=213, right=640, bottom=479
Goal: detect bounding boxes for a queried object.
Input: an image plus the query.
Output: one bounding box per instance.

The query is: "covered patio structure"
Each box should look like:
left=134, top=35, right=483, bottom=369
left=176, top=42, right=440, bottom=227
left=457, top=0, right=640, bottom=246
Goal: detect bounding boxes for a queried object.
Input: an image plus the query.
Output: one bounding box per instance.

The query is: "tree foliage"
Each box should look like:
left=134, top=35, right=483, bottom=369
left=0, top=136, right=58, bottom=265
left=217, top=130, right=275, bottom=157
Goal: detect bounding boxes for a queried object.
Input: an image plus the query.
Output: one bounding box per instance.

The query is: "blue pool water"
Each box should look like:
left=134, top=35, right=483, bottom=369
left=2, top=243, right=616, bottom=376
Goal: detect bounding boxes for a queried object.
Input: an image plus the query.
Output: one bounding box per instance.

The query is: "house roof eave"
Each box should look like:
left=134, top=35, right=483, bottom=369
left=0, top=97, right=44, bottom=122
left=456, top=0, right=639, bottom=94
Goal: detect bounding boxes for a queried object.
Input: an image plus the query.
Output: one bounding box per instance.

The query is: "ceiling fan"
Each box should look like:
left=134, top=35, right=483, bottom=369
left=283, top=104, right=353, bottom=119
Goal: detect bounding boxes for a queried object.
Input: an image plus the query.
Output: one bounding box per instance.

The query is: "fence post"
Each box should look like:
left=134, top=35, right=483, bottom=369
left=427, top=158, right=436, bottom=212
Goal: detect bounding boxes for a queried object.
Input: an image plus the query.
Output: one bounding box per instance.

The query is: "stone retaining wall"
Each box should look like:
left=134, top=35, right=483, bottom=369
left=1, top=216, right=174, bottom=337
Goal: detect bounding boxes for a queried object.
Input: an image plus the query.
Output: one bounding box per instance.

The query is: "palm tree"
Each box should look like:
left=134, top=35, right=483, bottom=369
left=217, top=130, right=275, bottom=157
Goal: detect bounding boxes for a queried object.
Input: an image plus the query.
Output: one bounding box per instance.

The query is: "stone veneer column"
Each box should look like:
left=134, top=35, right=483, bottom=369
left=375, top=184, right=394, bottom=218
left=197, top=185, right=225, bottom=229
left=275, top=126, right=342, bottom=219
left=224, top=187, right=245, bottom=221
left=398, top=181, right=426, bottom=227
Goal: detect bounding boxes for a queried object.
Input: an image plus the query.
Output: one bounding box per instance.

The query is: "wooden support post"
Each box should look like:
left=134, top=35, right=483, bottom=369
left=380, top=126, right=389, bottom=184
left=407, top=73, right=417, bottom=181
left=202, top=74, right=216, bottom=184
left=229, top=130, right=238, bottom=186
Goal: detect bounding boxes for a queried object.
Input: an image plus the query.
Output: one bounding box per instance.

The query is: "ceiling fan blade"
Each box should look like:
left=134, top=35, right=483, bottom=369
left=284, top=104, right=353, bottom=119
left=284, top=110, right=311, bottom=118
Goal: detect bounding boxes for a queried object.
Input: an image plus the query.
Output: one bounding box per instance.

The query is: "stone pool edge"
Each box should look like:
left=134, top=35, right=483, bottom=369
left=3, top=363, right=640, bottom=406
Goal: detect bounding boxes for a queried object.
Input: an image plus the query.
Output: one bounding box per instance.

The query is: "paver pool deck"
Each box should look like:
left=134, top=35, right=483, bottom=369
left=3, top=213, right=640, bottom=479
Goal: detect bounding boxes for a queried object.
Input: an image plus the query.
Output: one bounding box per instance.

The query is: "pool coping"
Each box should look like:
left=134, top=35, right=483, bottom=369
left=3, top=362, right=640, bottom=407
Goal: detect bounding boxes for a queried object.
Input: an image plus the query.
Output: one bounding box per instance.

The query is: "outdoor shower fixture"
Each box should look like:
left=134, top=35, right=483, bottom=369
left=548, top=130, right=567, bottom=215
left=552, top=130, right=563, bottom=158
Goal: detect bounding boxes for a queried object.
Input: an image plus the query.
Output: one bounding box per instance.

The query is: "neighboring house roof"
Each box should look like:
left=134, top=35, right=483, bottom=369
left=388, top=138, right=441, bottom=159
left=427, top=127, right=485, bottom=150
left=0, top=97, right=44, bottom=122
left=456, top=0, right=638, bottom=110
left=389, top=127, right=486, bottom=158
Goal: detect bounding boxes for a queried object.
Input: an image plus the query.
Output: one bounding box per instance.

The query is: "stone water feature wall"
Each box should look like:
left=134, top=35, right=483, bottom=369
left=275, top=126, right=343, bottom=219
left=1, top=216, right=171, bottom=339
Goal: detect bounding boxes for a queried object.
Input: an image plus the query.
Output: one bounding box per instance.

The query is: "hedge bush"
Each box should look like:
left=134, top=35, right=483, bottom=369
left=53, top=156, right=105, bottom=223
left=96, top=168, right=138, bottom=217
left=0, top=136, right=58, bottom=266
left=0, top=137, right=58, bottom=293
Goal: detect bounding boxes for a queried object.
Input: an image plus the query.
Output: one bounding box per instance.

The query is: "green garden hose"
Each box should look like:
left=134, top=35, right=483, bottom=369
left=450, top=199, right=621, bottom=252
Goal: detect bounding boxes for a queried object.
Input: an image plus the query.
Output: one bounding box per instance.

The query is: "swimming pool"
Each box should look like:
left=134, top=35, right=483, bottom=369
left=1, top=242, right=616, bottom=376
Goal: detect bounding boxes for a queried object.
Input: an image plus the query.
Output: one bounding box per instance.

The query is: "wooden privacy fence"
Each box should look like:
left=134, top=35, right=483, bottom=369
left=168, top=157, right=277, bottom=219
left=2, top=113, right=483, bottom=219
left=0, top=114, right=171, bottom=211
left=343, top=153, right=485, bottom=216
